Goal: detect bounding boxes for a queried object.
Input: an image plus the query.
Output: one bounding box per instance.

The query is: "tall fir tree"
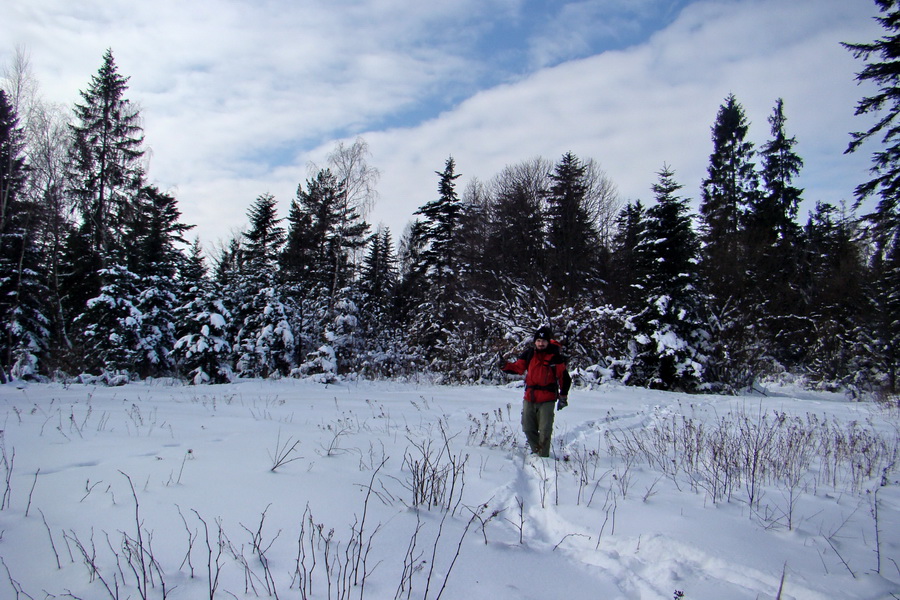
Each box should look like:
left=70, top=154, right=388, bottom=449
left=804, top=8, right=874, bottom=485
left=698, top=94, right=764, bottom=389
left=284, top=169, right=367, bottom=297
left=757, top=99, right=803, bottom=240
left=66, top=49, right=145, bottom=271
left=699, top=94, right=759, bottom=297
left=243, top=192, right=284, bottom=271
left=65, top=50, right=147, bottom=375
left=360, top=227, right=397, bottom=309
left=416, top=157, right=463, bottom=289
left=408, top=157, right=465, bottom=365
left=843, top=0, right=900, bottom=391
left=749, top=98, right=806, bottom=368
left=281, top=195, right=316, bottom=287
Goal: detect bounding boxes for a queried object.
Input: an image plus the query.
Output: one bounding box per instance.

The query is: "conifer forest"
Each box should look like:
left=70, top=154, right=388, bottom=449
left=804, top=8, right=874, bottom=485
left=1, top=3, right=899, bottom=396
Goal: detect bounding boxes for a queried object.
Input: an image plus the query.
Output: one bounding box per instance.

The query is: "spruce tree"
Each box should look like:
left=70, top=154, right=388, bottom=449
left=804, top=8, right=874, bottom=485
left=231, top=193, right=294, bottom=378
left=360, top=227, right=397, bottom=309
left=608, top=200, right=646, bottom=310
left=698, top=94, right=765, bottom=389
left=284, top=169, right=369, bottom=370
left=626, top=166, right=705, bottom=390
left=0, top=89, right=49, bottom=380
left=757, top=99, right=803, bottom=239
left=129, top=185, right=193, bottom=377
left=65, top=50, right=147, bottom=375
left=699, top=95, right=759, bottom=293
left=843, top=0, right=900, bottom=391
left=73, top=263, right=143, bottom=379
left=281, top=196, right=316, bottom=286
left=545, top=152, right=603, bottom=297
left=750, top=98, right=806, bottom=367
left=416, top=157, right=463, bottom=290
left=486, top=158, right=549, bottom=290
left=173, top=240, right=234, bottom=383
left=285, top=169, right=366, bottom=297
left=801, top=202, right=868, bottom=385
left=357, top=227, right=406, bottom=376
left=66, top=49, right=145, bottom=270
left=408, top=157, right=465, bottom=365
left=243, top=193, right=284, bottom=270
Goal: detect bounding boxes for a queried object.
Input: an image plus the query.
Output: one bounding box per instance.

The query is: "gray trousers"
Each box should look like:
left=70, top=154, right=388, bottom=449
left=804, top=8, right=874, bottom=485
left=522, top=400, right=555, bottom=457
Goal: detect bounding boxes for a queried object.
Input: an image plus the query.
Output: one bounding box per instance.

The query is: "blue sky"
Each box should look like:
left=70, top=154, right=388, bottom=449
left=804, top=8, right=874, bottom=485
left=1, top=0, right=886, bottom=248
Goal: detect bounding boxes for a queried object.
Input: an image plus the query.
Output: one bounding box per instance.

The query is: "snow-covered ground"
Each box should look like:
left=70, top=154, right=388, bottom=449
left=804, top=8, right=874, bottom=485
left=1, top=378, right=898, bottom=599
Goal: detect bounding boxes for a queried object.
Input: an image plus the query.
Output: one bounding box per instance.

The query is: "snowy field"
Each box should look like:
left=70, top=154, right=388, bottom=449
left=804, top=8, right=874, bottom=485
left=0, top=378, right=898, bottom=599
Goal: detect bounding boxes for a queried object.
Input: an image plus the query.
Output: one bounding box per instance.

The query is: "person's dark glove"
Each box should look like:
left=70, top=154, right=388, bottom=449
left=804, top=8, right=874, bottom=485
left=556, top=396, right=568, bottom=410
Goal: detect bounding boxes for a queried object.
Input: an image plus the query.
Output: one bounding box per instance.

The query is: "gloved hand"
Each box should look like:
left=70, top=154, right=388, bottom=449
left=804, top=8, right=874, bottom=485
left=556, top=396, right=568, bottom=410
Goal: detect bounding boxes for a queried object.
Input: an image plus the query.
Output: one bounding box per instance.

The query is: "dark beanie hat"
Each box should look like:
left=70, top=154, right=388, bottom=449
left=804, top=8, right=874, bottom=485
left=534, top=326, right=552, bottom=341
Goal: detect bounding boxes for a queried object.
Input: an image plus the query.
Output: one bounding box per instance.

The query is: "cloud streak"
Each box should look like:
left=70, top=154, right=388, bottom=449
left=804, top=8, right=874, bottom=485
left=1, top=0, right=884, bottom=248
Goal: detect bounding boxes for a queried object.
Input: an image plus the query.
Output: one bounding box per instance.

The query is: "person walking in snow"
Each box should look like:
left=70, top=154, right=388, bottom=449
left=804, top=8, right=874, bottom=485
left=500, top=326, right=571, bottom=458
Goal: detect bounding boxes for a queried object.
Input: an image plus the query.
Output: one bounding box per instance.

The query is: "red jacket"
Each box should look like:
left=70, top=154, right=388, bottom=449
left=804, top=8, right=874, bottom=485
left=502, top=341, right=572, bottom=403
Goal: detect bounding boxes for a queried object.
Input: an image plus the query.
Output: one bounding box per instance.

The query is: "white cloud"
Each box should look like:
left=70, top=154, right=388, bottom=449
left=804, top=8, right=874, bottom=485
left=0, top=0, right=886, bottom=250
left=355, top=0, right=883, bottom=241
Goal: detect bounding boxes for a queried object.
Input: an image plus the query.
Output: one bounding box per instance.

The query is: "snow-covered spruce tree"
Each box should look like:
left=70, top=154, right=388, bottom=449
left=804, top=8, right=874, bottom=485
left=484, top=158, right=550, bottom=291
left=128, top=185, right=194, bottom=378
left=801, top=202, right=870, bottom=389
left=0, top=89, right=50, bottom=380
left=282, top=166, right=369, bottom=376
left=544, top=152, right=605, bottom=298
left=608, top=200, right=647, bottom=311
left=299, top=285, right=366, bottom=382
left=405, top=157, right=467, bottom=373
left=231, top=193, right=295, bottom=378
left=73, top=263, right=142, bottom=381
left=64, top=50, right=148, bottom=376
left=698, top=94, right=765, bottom=390
left=173, top=239, right=234, bottom=384
left=355, top=227, right=411, bottom=378
left=624, top=166, right=706, bottom=391
left=65, top=49, right=144, bottom=275
left=844, top=0, right=900, bottom=392
left=747, top=98, right=806, bottom=370
left=232, top=276, right=295, bottom=380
